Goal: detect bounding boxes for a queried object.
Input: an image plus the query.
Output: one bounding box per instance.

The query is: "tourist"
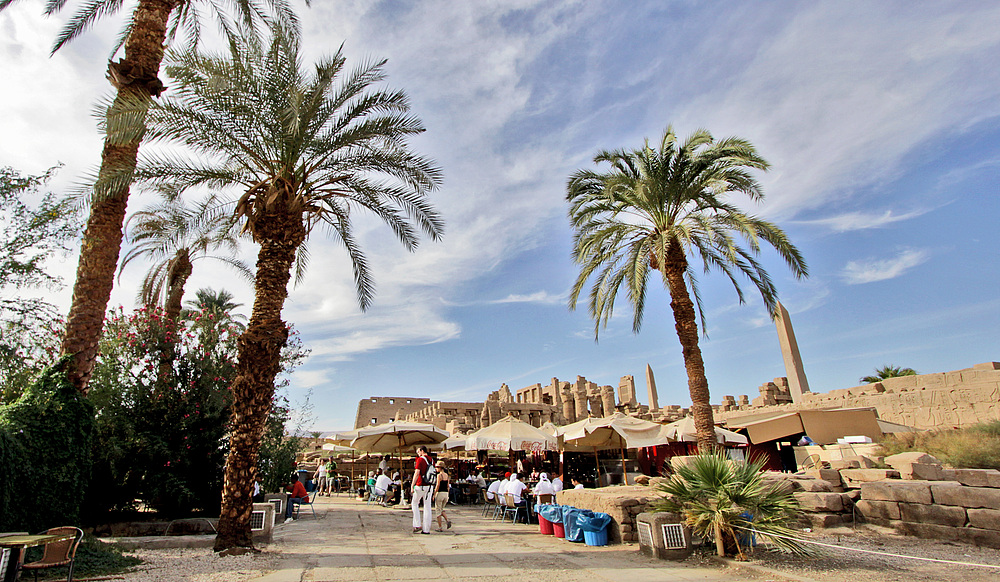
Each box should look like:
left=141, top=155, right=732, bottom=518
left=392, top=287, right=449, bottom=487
left=507, top=473, right=529, bottom=523
left=473, top=470, right=487, bottom=489
left=366, top=471, right=377, bottom=499
left=571, top=477, right=585, bottom=489
left=324, top=457, right=338, bottom=494
left=379, top=454, right=390, bottom=473
left=498, top=471, right=512, bottom=496
left=433, top=460, right=453, bottom=531
left=486, top=474, right=502, bottom=502
left=533, top=472, right=554, bottom=497
left=314, top=459, right=329, bottom=497
left=374, top=469, right=392, bottom=504
left=411, top=445, right=435, bottom=534
left=551, top=472, right=564, bottom=492
left=285, top=478, right=309, bottom=519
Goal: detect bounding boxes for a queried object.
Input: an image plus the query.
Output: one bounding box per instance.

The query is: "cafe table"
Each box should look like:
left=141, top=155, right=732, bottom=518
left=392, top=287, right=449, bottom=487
left=0, top=532, right=75, bottom=582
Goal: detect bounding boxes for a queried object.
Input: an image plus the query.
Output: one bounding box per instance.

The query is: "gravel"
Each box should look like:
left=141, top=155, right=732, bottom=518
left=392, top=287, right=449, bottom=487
left=107, top=547, right=279, bottom=582
left=744, top=525, right=1000, bottom=582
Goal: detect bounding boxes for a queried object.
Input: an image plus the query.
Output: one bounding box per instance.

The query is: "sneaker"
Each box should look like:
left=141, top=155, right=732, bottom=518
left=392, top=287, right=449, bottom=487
left=447, top=520, right=452, bottom=529
left=421, top=531, right=430, bottom=535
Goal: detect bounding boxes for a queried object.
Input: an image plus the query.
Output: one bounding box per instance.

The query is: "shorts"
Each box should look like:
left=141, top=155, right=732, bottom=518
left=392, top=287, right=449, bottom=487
left=434, top=491, right=449, bottom=517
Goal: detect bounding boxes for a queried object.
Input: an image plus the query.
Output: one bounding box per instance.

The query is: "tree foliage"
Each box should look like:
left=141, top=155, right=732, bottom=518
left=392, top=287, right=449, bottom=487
left=860, top=364, right=918, bottom=384
left=0, top=166, right=80, bottom=403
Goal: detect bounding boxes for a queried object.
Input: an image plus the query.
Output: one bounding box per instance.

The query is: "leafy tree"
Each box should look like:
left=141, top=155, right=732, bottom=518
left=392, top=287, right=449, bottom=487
left=121, top=192, right=250, bottom=324
left=0, top=0, right=299, bottom=394
left=652, top=452, right=808, bottom=558
left=0, top=166, right=80, bottom=402
left=567, top=127, right=807, bottom=452
left=125, top=22, right=443, bottom=550
left=860, top=365, right=918, bottom=384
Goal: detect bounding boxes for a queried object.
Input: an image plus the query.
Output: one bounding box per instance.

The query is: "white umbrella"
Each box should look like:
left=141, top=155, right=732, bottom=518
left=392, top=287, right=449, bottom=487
left=440, top=433, right=468, bottom=451
left=558, top=412, right=669, bottom=484
left=350, top=420, right=450, bottom=453
left=465, top=415, right=558, bottom=453
left=660, top=417, right=748, bottom=445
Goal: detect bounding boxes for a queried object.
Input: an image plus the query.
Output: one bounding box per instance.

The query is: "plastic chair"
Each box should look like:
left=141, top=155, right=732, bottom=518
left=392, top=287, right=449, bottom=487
left=293, top=493, right=316, bottom=518
left=20, top=526, right=84, bottom=582
left=502, top=493, right=525, bottom=524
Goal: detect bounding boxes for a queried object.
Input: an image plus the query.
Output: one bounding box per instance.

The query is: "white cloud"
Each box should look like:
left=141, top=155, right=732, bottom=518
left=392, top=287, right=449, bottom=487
left=793, top=209, right=930, bottom=232
left=842, top=249, right=930, bottom=285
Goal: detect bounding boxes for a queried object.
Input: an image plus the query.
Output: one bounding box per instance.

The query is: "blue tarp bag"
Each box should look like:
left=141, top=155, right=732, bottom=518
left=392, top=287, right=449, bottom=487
left=563, top=508, right=591, bottom=542
left=578, top=511, right=612, bottom=546
left=537, top=504, right=563, bottom=523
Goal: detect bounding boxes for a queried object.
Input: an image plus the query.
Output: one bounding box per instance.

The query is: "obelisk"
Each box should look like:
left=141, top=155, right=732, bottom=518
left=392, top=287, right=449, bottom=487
left=645, top=364, right=659, bottom=411
left=775, top=301, right=811, bottom=402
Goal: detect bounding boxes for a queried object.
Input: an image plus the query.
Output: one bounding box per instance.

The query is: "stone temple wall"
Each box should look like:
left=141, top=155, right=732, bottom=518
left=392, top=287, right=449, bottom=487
left=716, top=362, right=1000, bottom=431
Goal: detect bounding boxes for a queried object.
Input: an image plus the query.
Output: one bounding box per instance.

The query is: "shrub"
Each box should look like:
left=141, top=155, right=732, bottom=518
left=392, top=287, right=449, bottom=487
left=880, top=422, right=1000, bottom=470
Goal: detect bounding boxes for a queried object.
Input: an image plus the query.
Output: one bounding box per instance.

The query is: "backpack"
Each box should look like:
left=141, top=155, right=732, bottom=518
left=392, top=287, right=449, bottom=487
left=424, top=462, right=437, bottom=487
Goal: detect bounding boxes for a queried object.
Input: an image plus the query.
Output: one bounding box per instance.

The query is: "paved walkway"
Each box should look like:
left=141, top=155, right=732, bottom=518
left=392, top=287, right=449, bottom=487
left=251, top=494, right=780, bottom=582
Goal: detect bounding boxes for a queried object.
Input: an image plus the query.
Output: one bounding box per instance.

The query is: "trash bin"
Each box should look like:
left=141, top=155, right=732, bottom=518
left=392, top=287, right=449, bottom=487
left=536, top=504, right=561, bottom=535
left=578, top=511, right=612, bottom=546
left=553, top=505, right=572, bottom=538
left=737, top=512, right=757, bottom=548
left=563, top=508, right=590, bottom=543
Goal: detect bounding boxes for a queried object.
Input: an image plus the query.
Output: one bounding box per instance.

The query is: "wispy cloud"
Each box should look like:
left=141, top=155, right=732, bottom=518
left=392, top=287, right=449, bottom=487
left=793, top=209, right=930, bottom=232
left=842, top=248, right=930, bottom=284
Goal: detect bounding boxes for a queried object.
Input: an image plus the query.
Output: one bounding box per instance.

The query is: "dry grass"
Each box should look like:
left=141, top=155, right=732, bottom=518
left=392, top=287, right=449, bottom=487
left=879, top=420, right=1000, bottom=470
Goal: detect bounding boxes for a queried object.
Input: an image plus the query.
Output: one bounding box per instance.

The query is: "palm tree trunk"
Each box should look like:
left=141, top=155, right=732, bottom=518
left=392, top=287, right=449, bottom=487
left=663, top=239, right=717, bottom=453
left=60, top=0, right=178, bottom=394
left=215, top=208, right=306, bottom=552
left=157, top=249, right=192, bottom=379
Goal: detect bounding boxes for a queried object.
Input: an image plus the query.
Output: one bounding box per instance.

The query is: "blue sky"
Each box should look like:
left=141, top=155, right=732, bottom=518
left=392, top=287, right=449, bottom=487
left=2, top=1, right=998, bottom=431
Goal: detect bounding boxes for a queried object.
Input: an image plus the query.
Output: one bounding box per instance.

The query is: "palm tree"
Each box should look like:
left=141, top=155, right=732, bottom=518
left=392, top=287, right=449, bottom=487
left=0, top=0, right=298, bottom=394
left=183, top=288, right=247, bottom=325
left=651, top=451, right=808, bottom=558
left=121, top=193, right=251, bottom=324
left=127, top=22, right=443, bottom=551
left=567, top=127, right=808, bottom=453
left=860, top=365, right=918, bottom=385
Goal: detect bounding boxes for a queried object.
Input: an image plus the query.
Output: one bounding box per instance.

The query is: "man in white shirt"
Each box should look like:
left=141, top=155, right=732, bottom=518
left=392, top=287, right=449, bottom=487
left=551, top=472, right=564, bottom=492
left=374, top=469, right=392, bottom=499
left=498, top=472, right=511, bottom=496
left=533, top=472, right=554, bottom=497
left=486, top=476, right=502, bottom=501
left=507, top=473, right=528, bottom=504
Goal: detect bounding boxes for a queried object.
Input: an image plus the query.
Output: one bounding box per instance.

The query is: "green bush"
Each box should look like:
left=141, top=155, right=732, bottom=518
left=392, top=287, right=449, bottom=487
left=879, top=422, right=1000, bottom=470
left=0, top=358, right=93, bottom=532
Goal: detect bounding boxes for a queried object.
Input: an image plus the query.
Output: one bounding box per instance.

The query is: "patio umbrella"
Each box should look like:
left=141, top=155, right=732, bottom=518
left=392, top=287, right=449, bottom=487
left=558, top=412, right=668, bottom=484
left=440, top=433, right=469, bottom=451
left=465, top=415, right=558, bottom=453
left=351, top=420, right=450, bottom=453
left=660, top=417, right=749, bottom=445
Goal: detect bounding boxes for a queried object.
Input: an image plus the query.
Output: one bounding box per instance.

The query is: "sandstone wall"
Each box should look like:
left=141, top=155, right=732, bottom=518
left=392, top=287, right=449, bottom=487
left=718, top=362, right=1000, bottom=431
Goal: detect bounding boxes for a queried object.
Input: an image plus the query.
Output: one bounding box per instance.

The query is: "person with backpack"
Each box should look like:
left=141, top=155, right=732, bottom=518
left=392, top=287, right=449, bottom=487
left=411, top=445, right=435, bottom=534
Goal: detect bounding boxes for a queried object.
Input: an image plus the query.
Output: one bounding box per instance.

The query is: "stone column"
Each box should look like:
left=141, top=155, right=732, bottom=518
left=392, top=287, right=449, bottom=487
left=775, top=301, right=811, bottom=403
left=601, top=385, right=617, bottom=416
left=618, top=375, right=638, bottom=407
left=574, top=377, right=589, bottom=419
left=562, top=386, right=576, bottom=423
left=646, top=364, right=660, bottom=411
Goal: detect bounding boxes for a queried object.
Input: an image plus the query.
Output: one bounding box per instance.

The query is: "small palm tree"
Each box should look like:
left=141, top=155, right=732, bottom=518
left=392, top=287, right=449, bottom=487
left=121, top=193, right=251, bottom=323
left=652, top=452, right=808, bottom=558
left=860, top=365, right=918, bottom=384
left=567, top=127, right=808, bottom=452
left=183, top=288, right=247, bottom=325
left=127, top=21, right=442, bottom=551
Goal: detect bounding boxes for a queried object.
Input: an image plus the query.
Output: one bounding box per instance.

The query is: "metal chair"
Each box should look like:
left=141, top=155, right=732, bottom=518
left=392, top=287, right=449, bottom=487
left=293, top=493, right=317, bottom=518
left=20, top=527, right=84, bottom=582
left=502, top=493, right=525, bottom=524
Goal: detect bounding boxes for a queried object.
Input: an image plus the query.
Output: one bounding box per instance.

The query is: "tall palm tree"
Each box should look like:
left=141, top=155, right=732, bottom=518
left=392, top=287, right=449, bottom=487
left=567, top=127, right=808, bottom=453
left=121, top=192, right=251, bottom=324
left=127, top=22, right=443, bottom=551
left=861, top=365, right=918, bottom=385
left=0, top=0, right=299, bottom=394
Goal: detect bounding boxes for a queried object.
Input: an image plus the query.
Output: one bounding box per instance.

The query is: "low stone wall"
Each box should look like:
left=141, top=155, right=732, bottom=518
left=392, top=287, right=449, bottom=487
left=856, top=470, right=1000, bottom=548
left=555, top=486, right=656, bottom=543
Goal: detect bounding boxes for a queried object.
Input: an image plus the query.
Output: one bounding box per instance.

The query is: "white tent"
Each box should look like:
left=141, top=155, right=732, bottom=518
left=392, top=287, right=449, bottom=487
left=465, top=415, right=558, bottom=453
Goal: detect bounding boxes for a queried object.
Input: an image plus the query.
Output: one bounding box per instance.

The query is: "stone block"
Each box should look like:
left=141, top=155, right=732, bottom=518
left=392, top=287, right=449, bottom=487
left=829, top=460, right=861, bottom=470
left=856, top=500, right=901, bottom=521
left=955, top=469, right=1000, bottom=488
left=973, top=362, right=1000, bottom=370
left=884, top=452, right=940, bottom=466
left=794, top=492, right=844, bottom=512
left=991, top=472, right=1000, bottom=488
left=932, top=484, right=1000, bottom=509
left=895, top=463, right=945, bottom=481
left=796, top=479, right=835, bottom=493
left=861, top=481, right=934, bottom=504
left=635, top=512, right=693, bottom=560
left=802, top=468, right=842, bottom=484
left=894, top=521, right=965, bottom=542
left=801, top=512, right=849, bottom=529
left=941, top=469, right=957, bottom=481
left=967, top=508, right=1000, bottom=531
left=840, top=469, right=900, bottom=488
left=899, top=502, right=967, bottom=527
